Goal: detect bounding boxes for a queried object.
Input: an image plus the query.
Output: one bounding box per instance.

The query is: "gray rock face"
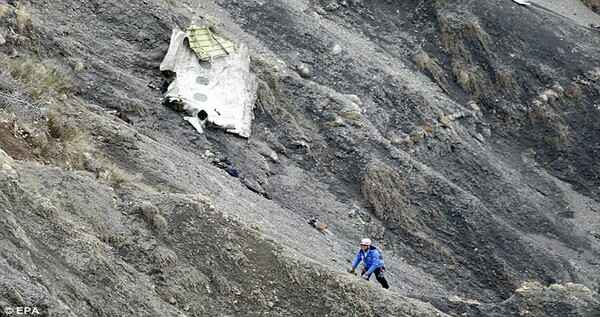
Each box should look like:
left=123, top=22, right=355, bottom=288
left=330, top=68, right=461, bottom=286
left=0, top=0, right=599, bottom=316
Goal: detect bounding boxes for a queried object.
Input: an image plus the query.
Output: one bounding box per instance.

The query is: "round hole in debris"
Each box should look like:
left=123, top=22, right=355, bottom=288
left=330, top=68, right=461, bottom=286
left=196, top=76, right=209, bottom=85
left=193, top=93, right=207, bottom=102
left=198, top=110, right=208, bottom=120
left=199, top=61, right=211, bottom=70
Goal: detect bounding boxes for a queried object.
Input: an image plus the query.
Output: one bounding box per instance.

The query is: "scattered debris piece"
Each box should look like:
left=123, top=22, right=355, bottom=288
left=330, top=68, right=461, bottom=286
left=348, top=204, right=370, bottom=223
left=308, top=217, right=328, bottom=231
left=240, top=177, right=270, bottom=199
left=109, top=110, right=133, bottom=125
left=512, top=0, right=531, bottom=6
left=211, top=156, right=239, bottom=178
left=160, top=20, right=257, bottom=137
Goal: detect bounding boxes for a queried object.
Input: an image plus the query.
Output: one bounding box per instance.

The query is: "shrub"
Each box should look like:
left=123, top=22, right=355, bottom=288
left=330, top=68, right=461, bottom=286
left=437, top=14, right=493, bottom=62
left=141, top=201, right=159, bottom=219
left=122, top=98, right=148, bottom=117
left=494, top=65, right=519, bottom=96
left=360, top=163, right=421, bottom=230
left=98, top=160, right=140, bottom=187
left=528, top=103, right=570, bottom=150
left=139, top=201, right=168, bottom=230
left=412, top=49, right=449, bottom=93
left=152, top=246, right=178, bottom=268
left=152, top=214, right=169, bottom=231
left=0, top=4, right=8, bottom=20
left=46, top=111, right=79, bottom=141
left=15, top=4, right=32, bottom=34
left=256, top=80, right=277, bottom=115
left=5, top=58, right=78, bottom=99
left=564, top=83, right=583, bottom=101
left=451, top=62, right=492, bottom=100
left=99, top=234, right=126, bottom=246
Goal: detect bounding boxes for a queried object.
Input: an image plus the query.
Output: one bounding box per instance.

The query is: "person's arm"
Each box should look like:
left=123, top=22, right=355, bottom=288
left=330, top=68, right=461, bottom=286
left=364, top=250, right=382, bottom=276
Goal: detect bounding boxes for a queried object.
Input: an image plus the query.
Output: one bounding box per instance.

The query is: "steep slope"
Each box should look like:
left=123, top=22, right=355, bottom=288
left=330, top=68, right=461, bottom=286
left=0, top=0, right=599, bottom=316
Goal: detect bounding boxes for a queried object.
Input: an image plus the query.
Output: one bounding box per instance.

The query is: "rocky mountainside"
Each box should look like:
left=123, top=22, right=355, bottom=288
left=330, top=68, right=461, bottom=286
left=1, top=0, right=599, bottom=316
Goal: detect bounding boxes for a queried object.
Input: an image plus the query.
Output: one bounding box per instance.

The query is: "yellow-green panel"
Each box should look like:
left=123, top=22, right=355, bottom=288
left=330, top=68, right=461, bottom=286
left=185, top=24, right=237, bottom=61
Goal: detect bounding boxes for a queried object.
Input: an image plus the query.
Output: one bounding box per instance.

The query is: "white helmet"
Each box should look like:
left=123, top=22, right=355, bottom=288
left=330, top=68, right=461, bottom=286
left=361, top=238, right=372, bottom=246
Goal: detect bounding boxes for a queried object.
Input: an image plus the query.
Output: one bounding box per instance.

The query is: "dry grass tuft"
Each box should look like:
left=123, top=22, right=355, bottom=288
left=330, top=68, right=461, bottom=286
left=437, top=14, right=494, bottom=62
left=564, top=282, right=593, bottom=293
left=15, top=99, right=89, bottom=169
left=421, top=124, right=436, bottom=134
left=0, top=4, right=36, bottom=38
left=529, top=103, right=566, bottom=126
left=494, top=65, right=519, bottom=96
left=412, top=50, right=430, bottom=70
left=133, top=200, right=168, bottom=230
left=409, top=130, right=425, bottom=143
left=141, top=201, right=159, bottom=219
left=1, top=58, right=107, bottom=173
left=255, top=79, right=310, bottom=145
left=46, top=111, right=79, bottom=141
left=250, top=224, right=268, bottom=234
left=34, top=200, right=59, bottom=219
left=110, top=169, right=138, bottom=186
left=97, top=160, right=140, bottom=187
left=544, top=131, right=569, bottom=151
left=14, top=5, right=32, bottom=34
left=528, top=103, right=570, bottom=150
left=4, top=58, right=79, bottom=99
left=515, top=281, right=543, bottom=295
left=534, top=64, right=556, bottom=82
left=152, top=246, right=178, bottom=268
left=451, top=62, right=492, bottom=100
left=22, top=127, right=88, bottom=170
left=73, top=61, right=86, bottom=72
left=564, top=83, right=583, bottom=101
left=454, top=68, right=470, bottom=88
left=122, top=98, right=148, bottom=117
left=256, top=80, right=278, bottom=116
left=339, top=110, right=359, bottom=121
left=421, top=234, right=457, bottom=264
left=361, top=166, right=453, bottom=261
left=152, top=214, right=169, bottom=231
left=0, top=4, right=9, bottom=20
left=99, top=234, right=126, bottom=246
left=581, top=0, right=600, bottom=13
left=1, top=57, right=93, bottom=170
left=29, top=114, right=85, bottom=168
left=412, top=49, right=449, bottom=93
left=360, top=163, right=425, bottom=230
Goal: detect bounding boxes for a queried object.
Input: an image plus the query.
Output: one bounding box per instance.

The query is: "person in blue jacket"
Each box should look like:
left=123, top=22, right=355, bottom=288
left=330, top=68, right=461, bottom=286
left=348, top=238, right=389, bottom=289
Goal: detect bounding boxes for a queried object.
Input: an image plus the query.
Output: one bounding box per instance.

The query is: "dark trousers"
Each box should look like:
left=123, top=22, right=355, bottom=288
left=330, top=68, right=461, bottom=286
left=362, top=267, right=389, bottom=289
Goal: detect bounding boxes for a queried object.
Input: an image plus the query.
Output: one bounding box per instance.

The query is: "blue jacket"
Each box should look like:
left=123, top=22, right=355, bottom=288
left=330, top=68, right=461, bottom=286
left=351, top=246, right=384, bottom=276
